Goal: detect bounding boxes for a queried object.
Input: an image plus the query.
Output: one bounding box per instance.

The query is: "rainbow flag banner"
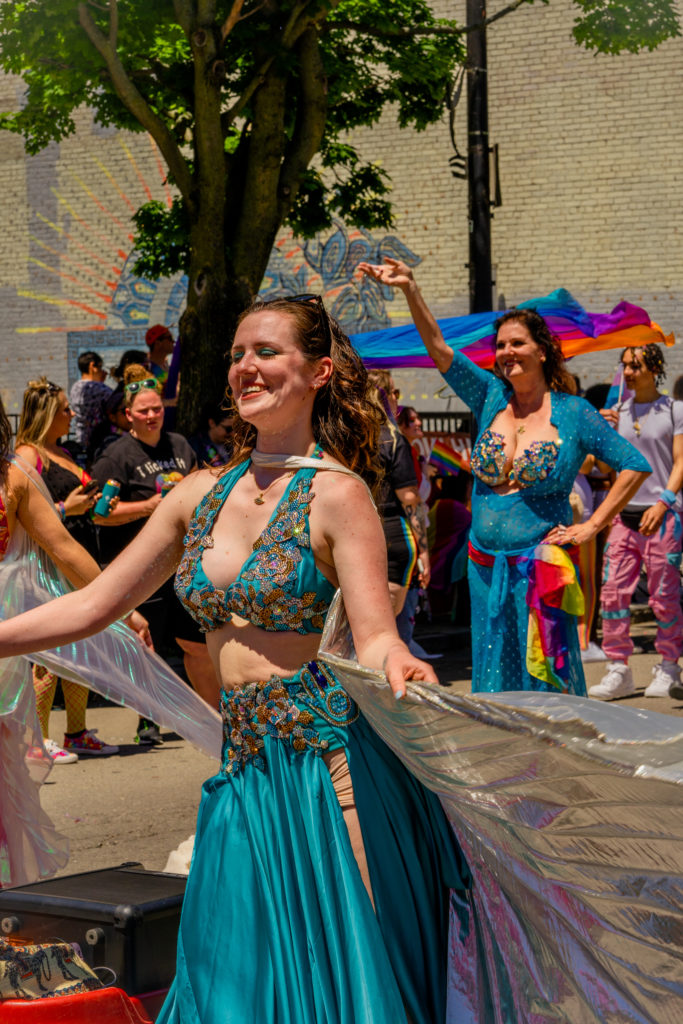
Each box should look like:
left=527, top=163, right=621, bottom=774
left=350, top=288, right=674, bottom=369
left=429, top=439, right=470, bottom=475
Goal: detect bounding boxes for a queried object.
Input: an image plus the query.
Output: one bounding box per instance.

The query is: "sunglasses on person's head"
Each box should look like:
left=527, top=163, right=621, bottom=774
left=284, top=293, right=333, bottom=352
left=124, top=378, right=158, bottom=395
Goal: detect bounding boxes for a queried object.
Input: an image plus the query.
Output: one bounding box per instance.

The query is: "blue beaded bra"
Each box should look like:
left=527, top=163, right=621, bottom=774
left=174, top=453, right=336, bottom=634
left=471, top=429, right=561, bottom=488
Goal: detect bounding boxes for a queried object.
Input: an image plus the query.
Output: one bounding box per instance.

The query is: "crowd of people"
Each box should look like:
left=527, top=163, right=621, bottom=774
left=0, top=285, right=680, bottom=1021
left=11, top=289, right=683, bottom=768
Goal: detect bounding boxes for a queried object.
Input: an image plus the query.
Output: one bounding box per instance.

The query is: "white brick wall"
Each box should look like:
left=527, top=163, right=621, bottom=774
left=1, top=0, right=682, bottom=413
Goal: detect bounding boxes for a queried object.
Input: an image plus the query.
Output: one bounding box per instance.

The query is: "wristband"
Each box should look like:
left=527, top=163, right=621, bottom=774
left=56, top=501, right=66, bottom=521
left=659, top=489, right=676, bottom=508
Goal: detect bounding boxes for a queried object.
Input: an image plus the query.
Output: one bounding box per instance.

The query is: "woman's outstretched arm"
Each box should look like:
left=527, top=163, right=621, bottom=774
left=0, top=477, right=193, bottom=657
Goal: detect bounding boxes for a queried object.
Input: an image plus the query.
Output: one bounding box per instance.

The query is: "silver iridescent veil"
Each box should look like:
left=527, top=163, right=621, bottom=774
left=320, top=592, right=683, bottom=1024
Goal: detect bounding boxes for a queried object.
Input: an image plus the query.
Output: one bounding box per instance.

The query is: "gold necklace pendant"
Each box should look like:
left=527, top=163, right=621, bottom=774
left=517, top=424, right=526, bottom=435
left=633, top=420, right=641, bottom=436
left=254, top=495, right=265, bottom=505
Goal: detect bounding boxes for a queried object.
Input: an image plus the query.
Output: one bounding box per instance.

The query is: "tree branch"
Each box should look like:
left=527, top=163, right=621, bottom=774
left=221, top=0, right=330, bottom=131
left=221, top=0, right=246, bottom=41
left=108, top=0, right=118, bottom=47
left=277, top=25, right=327, bottom=222
left=78, top=2, right=193, bottom=204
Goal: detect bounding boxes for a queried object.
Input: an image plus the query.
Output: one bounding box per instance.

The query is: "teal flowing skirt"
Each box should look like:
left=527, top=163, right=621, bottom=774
left=157, top=669, right=468, bottom=1024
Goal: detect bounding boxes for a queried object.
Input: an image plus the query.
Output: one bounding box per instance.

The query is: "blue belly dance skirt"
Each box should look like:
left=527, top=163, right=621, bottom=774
left=157, top=662, right=468, bottom=1024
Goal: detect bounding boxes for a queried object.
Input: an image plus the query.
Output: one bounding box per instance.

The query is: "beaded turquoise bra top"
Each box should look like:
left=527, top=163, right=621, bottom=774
left=174, top=450, right=337, bottom=634
left=471, top=429, right=561, bottom=488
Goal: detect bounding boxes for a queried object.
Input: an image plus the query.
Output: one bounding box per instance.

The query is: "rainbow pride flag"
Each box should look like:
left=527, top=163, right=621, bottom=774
left=350, top=288, right=674, bottom=369
left=429, top=439, right=470, bottom=475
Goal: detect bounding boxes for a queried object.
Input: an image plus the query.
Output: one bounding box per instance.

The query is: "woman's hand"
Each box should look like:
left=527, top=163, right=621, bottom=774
left=543, top=520, right=599, bottom=546
left=384, top=643, right=438, bottom=698
left=63, top=483, right=99, bottom=516
left=600, top=406, right=619, bottom=428
left=357, top=257, right=415, bottom=291
left=124, top=609, right=154, bottom=647
left=144, top=493, right=163, bottom=516
left=639, top=503, right=667, bottom=537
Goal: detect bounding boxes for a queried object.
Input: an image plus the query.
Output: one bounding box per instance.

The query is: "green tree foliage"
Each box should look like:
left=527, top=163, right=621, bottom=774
left=0, top=1, right=678, bottom=427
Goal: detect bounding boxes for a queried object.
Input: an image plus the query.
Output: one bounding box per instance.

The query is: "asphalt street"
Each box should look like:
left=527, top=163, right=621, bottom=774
left=41, top=617, right=682, bottom=879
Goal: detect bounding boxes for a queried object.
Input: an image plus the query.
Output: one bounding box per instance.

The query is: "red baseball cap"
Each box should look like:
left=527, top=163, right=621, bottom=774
left=145, top=323, right=173, bottom=347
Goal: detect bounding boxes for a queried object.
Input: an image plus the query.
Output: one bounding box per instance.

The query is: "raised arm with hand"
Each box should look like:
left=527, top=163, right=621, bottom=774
left=358, top=257, right=453, bottom=373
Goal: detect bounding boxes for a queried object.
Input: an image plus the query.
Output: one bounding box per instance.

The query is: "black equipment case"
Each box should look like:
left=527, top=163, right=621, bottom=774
left=0, top=863, right=186, bottom=998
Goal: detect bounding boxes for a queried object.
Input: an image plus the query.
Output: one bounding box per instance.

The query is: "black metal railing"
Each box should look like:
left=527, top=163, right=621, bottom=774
left=418, top=410, right=472, bottom=435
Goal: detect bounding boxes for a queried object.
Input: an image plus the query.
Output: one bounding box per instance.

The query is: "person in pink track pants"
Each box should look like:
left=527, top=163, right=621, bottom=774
left=591, top=344, right=683, bottom=700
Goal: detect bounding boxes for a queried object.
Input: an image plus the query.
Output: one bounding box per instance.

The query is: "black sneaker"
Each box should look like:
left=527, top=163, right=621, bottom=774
left=135, top=718, right=164, bottom=746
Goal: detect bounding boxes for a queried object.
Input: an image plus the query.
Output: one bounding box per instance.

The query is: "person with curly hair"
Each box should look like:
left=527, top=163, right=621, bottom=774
left=591, top=344, right=683, bottom=700
left=359, top=258, right=651, bottom=694
left=0, top=295, right=466, bottom=1023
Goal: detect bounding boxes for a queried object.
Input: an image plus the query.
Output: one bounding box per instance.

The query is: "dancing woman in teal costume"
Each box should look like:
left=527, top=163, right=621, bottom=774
left=0, top=297, right=468, bottom=1023
left=359, top=259, right=651, bottom=695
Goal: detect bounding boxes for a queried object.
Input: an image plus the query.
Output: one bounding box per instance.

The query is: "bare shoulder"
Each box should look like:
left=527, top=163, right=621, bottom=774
left=14, top=444, right=38, bottom=468
left=312, top=462, right=377, bottom=521
left=173, top=466, right=224, bottom=507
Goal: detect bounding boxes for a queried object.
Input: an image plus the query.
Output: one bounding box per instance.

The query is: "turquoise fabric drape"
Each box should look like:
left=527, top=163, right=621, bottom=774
left=158, top=707, right=468, bottom=1024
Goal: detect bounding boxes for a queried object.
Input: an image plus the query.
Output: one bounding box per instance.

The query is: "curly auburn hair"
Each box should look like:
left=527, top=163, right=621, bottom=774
left=621, top=343, right=666, bottom=387
left=493, top=309, right=576, bottom=394
left=225, top=298, right=384, bottom=494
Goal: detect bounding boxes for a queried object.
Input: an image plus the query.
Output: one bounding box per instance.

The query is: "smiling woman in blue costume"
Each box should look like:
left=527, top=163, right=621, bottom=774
left=0, top=296, right=468, bottom=1024
left=359, top=259, right=651, bottom=696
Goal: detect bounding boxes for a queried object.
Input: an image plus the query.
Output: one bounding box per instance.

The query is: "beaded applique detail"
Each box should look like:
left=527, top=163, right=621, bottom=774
left=471, top=429, right=560, bottom=489
left=175, top=473, right=330, bottom=634
left=470, top=429, right=507, bottom=487
left=299, top=661, right=359, bottom=727
left=220, top=676, right=328, bottom=776
left=511, top=439, right=561, bottom=486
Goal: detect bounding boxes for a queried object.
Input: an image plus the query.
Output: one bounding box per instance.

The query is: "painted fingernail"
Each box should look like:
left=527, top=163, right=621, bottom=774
left=394, top=689, right=405, bottom=700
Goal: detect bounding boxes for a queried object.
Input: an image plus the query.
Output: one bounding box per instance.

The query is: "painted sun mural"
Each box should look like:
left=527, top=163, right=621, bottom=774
left=13, top=129, right=420, bottom=388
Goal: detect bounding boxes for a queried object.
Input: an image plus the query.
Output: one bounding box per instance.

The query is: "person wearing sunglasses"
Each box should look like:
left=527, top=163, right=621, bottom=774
left=91, top=364, right=206, bottom=741
left=0, top=296, right=465, bottom=1024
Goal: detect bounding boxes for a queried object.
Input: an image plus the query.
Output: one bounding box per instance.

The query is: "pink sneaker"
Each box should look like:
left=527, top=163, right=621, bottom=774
left=63, top=729, right=119, bottom=757
left=43, top=738, right=78, bottom=764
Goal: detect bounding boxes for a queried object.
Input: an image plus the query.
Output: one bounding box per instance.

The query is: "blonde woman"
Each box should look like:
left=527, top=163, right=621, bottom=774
left=15, top=379, right=115, bottom=760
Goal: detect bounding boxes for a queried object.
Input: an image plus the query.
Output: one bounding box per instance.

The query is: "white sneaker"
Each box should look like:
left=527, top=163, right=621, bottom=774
left=581, top=642, right=607, bottom=663
left=588, top=661, right=635, bottom=700
left=644, top=660, right=681, bottom=697
left=43, top=738, right=78, bottom=764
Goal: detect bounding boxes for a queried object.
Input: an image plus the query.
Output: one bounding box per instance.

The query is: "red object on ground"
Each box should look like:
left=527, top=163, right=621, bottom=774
left=0, top=987, right=153, bottom=1023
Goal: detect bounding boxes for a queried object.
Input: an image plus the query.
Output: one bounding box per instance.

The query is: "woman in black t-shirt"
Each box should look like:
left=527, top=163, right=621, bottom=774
left=92, top=366, right=218, bottom=731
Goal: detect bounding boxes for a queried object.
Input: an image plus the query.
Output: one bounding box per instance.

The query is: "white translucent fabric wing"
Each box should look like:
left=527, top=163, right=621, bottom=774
left=0, top=474, right=222, bottom=758
left=319, top=592, right=683, bottom=1024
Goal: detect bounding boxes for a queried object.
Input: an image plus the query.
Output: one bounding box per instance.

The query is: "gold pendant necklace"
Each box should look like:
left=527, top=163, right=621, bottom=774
left=253, top=472, right=291, bottom=505
left=517, top=424, right=526, bottom=435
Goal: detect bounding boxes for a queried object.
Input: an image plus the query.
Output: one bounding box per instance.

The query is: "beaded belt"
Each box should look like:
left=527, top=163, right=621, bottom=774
left=220, top=660, right=358, bottom=776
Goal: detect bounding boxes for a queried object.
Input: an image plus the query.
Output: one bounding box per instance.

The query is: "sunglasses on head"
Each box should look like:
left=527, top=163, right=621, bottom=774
left=284, top=293, right=333, bottom=352
left=124, top=378, right=158, bottom=395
